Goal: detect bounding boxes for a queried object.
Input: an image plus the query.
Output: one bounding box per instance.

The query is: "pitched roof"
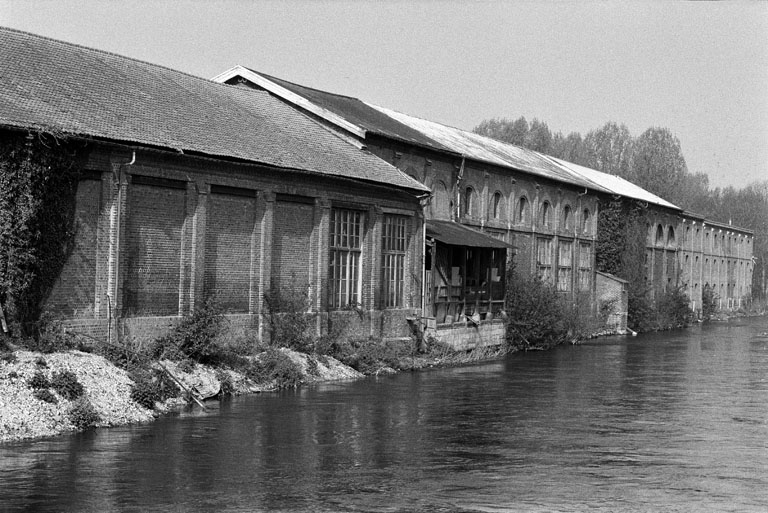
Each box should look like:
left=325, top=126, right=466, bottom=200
left=371, top=104, right=602, bottom=191
left=546, top=157, right=680, bottom=210
left=0, top=27, right=428, bottom=194
left=214, top=66, right=682, bottom=211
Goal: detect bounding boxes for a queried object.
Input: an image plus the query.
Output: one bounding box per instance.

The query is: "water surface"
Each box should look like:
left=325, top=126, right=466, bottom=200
left=2, top=318, right=767, bottom=512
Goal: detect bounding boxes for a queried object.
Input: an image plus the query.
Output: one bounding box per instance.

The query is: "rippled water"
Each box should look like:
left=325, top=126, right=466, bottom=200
left=2, top=318, right=767, bottom=512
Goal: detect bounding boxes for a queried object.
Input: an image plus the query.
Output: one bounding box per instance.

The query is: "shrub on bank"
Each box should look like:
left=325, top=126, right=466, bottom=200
left=701, top=285, right=718, bottom=321
left=656, top=286, right=694, bottom=329
left=129, top=368, right=181, bottom=410
left=50, top=370, right=84, bottom=400
left=68, top=397, right=100, bottom=430
left=27, top=370, right=50, bottom=390
left=33, top=388, right=58, bottom=404
left=151, top=299, right=225, bottom=364
left=263, top=286, right=314, bottom=353
left=246, top=348, right=303, bottom=389
left=504, top=265, right=582, bottom=350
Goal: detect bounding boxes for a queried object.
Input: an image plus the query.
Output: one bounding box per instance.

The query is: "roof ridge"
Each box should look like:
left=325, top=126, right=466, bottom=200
left=0, top=25, right=222, bottom=87
left=249, top=67, right=366, bottom=102
left=367, top=102, right=475, bottom=136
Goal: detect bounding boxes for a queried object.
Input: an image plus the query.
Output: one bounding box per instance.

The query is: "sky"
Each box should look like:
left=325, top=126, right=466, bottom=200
left=1, top=0, right=766, bottom=189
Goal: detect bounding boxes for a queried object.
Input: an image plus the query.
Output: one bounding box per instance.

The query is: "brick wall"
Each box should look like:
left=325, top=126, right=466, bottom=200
left=122, top=179, right=186, bottom=316
left=204, top=190, right=257, bottom=313
left=271, top=199, right=314, bottom=296
left=596, top=271, right=628, bottom=333
left=45, top=177, right=100, bottom=317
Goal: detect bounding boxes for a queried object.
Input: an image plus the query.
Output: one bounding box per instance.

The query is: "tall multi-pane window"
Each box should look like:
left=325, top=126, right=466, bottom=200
left=330, top=209, right=365, bottom=309
left=382, top=215, right=408, bottom=307
left=537, top=237, right=553, bottom=283
left=578, top=243, right=592, bottom=291
left=557, top=240, right=573, bottom=292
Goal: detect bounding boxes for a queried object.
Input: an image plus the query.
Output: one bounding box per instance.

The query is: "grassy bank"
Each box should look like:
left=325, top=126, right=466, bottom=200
left=0, top=303, right=512, bottom=444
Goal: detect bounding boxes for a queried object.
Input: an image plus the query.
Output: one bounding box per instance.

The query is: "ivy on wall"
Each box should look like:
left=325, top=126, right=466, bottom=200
left=0, top=130, right=83, bottom=336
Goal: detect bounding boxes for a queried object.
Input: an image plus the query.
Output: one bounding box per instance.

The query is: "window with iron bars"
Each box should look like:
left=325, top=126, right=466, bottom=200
left=382, top=215, right=408, bottom=307
left=330, top=209, right=365, bottom=308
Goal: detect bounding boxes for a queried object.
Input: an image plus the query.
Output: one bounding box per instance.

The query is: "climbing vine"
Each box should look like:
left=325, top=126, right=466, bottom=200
left=0, top=130, right=83, bottom=336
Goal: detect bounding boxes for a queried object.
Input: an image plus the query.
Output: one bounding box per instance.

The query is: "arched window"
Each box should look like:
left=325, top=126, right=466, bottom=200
left=540, top=201, right=551, bottom=228
left=667, top=226, right=675, bottom=246
left=463, top=187, right=475, bottom=217
left=582, top=209, right=591, bottom=233
left=517, top=197, right=529, bottom=224
left=563, top=205, right=572, bottom=230
left=491, top=191, right=503, bottom=219
left=656, top=225, right=664, bottom=244
left=431, top=181, right=450, bottom=219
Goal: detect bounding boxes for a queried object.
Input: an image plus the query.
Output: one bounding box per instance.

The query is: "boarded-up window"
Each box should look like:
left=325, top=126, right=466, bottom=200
left=557, top=240, right=573, bottom=292
left=382, top=215, right=407, bottom=308
left=124, top=178, right=186, bottom=316
left=46, top=177, right=100, bottom=317
left=204, top=187, right=256, bottom=313
left=330, top=208, right=364, bottom=308
left=272, top=197, right=314, bottom=297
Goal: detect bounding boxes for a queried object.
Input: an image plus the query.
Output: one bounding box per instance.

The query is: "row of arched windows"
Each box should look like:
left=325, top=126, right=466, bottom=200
left=461, top=186, right=591, bottom=233
left=654, top=224, right=676, bottom=246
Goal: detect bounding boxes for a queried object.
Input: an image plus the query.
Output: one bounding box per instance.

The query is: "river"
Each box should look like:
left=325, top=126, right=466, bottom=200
left=1, top=317, right=767, bottom=512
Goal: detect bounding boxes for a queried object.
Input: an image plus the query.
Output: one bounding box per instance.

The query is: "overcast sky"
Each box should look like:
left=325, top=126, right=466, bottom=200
left=2, top=1, right=766, bottom=189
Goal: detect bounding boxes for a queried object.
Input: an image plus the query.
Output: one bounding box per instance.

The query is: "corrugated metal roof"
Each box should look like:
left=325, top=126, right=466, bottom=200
left=547, top=157, right=681, bottom=210
left=426, top=220, right=511, bottom=248
left=0, top=28, right=428, bottom=194
left=213, top=67, right=683, bottom=211
left=251, top=70, right=456, bottom=154
left=368, top=104, right=609, bottom=193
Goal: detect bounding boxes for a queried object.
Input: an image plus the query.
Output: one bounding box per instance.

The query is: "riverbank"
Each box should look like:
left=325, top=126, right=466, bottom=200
left=0, top=340, right=508, bottom=444
left=0, top=347, right=364, bottom=444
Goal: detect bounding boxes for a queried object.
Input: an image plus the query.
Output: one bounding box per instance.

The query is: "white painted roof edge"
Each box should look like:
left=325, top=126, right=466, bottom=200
left=212, top=66, right=367, bottom=139
left=547, top=156, right=681, bottom=211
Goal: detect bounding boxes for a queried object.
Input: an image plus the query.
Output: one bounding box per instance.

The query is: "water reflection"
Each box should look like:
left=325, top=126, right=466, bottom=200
left=1, top=318, right=767, bottom=512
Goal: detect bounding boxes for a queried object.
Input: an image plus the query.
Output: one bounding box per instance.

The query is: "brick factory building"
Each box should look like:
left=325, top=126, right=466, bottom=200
left=213, top=66, right=755, bottom=338
left=0, top=28, right=754, bottom=351
left=0, top=28, right=430, bottom=345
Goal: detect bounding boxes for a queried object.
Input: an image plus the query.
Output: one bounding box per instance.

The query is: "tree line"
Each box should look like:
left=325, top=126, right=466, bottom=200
left=473, top=117, right=768, bottom=301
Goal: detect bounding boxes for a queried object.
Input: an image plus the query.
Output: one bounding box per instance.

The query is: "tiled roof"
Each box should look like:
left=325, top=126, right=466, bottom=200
left=0, top=27, right=427, bottom=194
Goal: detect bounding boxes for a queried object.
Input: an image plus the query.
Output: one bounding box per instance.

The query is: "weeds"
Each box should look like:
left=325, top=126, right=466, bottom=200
left=50, top=370, right=84, bottom=400
left=33, top=388, right=58, bottom=404
left=27, top=370, right=50, bottom=390
left=151, top=299, right=225, bottom=364
left=246, top=348, right=303, bottom=389
left=129, top=368, right=181, bottom=410
left=263, top=285, right=314, bottom=353
left=68, top=397, right=100, bottom=430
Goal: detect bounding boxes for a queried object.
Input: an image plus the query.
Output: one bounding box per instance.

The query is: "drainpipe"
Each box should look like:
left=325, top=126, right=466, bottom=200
left=416, top=191, right=431, bottom=321
left=107, top=150, right=135, bottom=345
left=455, top=156, right=465, bottom=221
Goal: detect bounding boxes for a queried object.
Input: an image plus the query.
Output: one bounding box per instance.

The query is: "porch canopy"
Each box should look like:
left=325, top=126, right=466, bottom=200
left=425, top=220, right=511, bottom=249
left=425, top=221, right=512, bottom=325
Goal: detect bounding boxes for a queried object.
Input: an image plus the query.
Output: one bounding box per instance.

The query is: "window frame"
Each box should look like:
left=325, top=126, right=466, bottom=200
left=329, top=208, right=365, bottom=309
left=381, top=214, right=408, bottom=308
